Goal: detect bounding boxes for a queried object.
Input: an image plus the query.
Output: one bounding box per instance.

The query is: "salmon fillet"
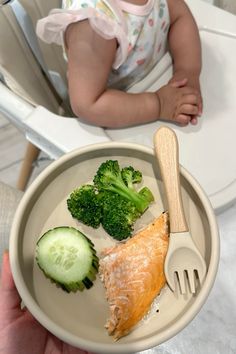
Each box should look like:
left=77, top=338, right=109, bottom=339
left=99, top=211, right=169, bottom=340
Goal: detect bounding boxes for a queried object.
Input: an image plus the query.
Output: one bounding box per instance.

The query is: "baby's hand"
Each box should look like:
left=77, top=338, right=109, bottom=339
left=169, top=73, right=203, bottom=125
left=156, top=82, right=201, bottom=126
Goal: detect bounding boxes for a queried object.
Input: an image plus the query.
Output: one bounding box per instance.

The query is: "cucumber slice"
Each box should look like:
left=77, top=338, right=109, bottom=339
left=36, top=227, right=99, bottom=293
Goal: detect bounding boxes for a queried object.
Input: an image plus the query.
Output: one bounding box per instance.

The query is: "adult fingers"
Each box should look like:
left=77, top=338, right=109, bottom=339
left=0, top=251, right=22, bottom=310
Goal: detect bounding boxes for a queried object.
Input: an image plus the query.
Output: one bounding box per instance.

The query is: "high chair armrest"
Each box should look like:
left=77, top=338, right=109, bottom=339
left=0, top=82, right=110, bottom=160
left=0, top=81, right=34, bottom=130
left=24, top=106, right=111, bottom=159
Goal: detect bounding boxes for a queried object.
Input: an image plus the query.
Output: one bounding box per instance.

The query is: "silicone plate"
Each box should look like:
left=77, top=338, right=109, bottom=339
left=10, top=143, right=219, bottom=354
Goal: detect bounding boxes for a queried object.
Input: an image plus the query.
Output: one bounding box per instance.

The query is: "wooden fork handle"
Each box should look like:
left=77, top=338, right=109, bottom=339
left=154, top=127, right=188, bottom=233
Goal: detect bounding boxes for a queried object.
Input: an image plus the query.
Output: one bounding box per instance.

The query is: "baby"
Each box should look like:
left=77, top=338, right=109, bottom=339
left=37, top=0, right=202, bottom=128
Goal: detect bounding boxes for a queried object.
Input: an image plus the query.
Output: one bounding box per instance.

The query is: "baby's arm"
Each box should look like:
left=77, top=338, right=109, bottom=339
left=65, top=21, right=159, bottom=128
left=167, top=0, right=202, bottom=121
left=65, top=19, right=200, bottom=128
left=167, top=0, right=202, bottom=86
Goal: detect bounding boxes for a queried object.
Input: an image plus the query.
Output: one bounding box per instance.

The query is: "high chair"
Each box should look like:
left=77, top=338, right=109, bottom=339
left=0, top=0, right=236, bottom=213
left=0, top=0, right=69, bottom=190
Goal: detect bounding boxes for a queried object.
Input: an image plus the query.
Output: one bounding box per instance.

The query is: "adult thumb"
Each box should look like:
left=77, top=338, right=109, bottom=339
left=0, top=251, right=22, bottom=311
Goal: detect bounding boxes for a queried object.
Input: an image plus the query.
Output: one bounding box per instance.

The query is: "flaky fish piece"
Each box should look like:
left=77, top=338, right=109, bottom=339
left=99, top=211, right=169, bottom=340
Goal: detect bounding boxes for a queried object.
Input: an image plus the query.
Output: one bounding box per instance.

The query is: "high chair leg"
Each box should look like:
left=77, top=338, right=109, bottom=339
left=17, top=142, right=40, bottom=191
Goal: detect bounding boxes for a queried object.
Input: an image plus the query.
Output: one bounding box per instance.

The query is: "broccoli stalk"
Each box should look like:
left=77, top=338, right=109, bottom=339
left=93, top=160, right=154, bottom=213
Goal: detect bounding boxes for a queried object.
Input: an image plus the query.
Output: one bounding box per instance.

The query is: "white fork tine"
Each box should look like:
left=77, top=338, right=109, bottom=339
left=177, top=271, right=187, bottom=294
left=187, top=270, right=196, bottom=294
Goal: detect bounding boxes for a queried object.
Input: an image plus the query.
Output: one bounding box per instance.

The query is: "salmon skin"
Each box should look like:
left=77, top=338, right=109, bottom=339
left=99, top=212, right=169, bottom=340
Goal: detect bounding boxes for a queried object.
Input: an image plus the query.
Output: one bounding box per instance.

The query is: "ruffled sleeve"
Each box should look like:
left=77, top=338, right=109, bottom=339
left=36, top=0, right=129, bottom=69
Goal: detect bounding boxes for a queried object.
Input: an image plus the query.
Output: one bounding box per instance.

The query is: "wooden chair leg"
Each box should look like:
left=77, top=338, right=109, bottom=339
left=17, top=142, right=40, bottom=191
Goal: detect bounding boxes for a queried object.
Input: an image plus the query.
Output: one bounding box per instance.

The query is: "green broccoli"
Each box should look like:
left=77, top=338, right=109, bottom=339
left=67, top=184, right=102, bottom=228
left=138, top=186, right=155, bottom=203
left=67, top=160, right=155, bottom=240
left=101, top=191, right=140, bottom=240
left=121, top=166, right=142, bottom=189
left=93, top=160, right=154, bottom=213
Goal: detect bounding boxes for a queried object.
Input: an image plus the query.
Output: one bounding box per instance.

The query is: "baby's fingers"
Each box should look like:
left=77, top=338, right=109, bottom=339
left=190, top=116, right=198, bottom=125
left=181, top=88, right=203, bottom=115
left=198, top=95, right=203, bottom=115
left=170, top=78, right=188, bottom=88
left=182, top=94, right=199, bottom=106
left=179, top=103, right=199, bottom=117
left=175, top=114, right=191, bottom=126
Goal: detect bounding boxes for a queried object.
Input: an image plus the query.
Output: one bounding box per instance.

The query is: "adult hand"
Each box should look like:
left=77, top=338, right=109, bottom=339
left=0, top=251, right=92, bottom=354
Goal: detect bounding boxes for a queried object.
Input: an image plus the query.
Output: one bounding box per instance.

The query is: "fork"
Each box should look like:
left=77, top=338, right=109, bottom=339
left=154, top=126, right=206, bottom=294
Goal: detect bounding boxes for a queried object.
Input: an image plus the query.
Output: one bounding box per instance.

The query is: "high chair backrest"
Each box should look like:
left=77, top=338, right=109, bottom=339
left=0, top=0, right=68, bottom=115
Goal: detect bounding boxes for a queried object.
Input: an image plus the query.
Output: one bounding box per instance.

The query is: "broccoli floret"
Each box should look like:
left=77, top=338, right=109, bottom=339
left=121, top=166, right=142, bottom=189
left=93, top=160, right=154, bottom=213
left=67, top=160, right=155, bottom=240
left=67, top=185, right=102, bottom=228
left=101, top=192, right=140, bottom=240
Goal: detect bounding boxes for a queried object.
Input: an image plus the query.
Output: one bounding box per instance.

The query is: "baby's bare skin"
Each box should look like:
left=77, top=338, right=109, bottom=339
left=66, top=0, right=202, bottom=128
left=156, top=78, right=202, bottom=126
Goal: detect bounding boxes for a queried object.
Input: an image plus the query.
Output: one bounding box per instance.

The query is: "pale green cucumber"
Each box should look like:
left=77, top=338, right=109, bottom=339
left=36, top=226, right=99, bottom=292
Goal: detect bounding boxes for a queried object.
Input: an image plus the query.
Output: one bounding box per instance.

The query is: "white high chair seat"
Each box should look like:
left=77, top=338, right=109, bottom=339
left=0, top=0, right=236, bottom=212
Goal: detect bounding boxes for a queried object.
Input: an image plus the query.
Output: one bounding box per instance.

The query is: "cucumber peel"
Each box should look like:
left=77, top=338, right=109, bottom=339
left=36, top=226, right=99, bottom=292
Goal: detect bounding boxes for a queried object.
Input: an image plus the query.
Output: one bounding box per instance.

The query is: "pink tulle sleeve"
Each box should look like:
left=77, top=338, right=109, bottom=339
left=36, top=5, right=129, bottom=69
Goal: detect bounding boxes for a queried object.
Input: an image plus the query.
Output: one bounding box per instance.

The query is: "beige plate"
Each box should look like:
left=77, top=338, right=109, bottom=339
left=9, top=142, right=220, bottom=354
